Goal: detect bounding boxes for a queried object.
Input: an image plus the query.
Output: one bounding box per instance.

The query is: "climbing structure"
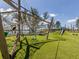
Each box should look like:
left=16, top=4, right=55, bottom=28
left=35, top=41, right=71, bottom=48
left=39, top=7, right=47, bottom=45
left=0, top=0, right=55, bottom=59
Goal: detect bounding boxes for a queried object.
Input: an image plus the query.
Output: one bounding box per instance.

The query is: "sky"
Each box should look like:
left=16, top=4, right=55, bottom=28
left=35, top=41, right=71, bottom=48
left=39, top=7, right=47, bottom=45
left=0, top=0, right=79, bottom=27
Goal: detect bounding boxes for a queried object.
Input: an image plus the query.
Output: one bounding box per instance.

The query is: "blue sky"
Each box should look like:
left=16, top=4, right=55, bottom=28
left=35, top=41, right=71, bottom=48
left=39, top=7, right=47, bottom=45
left=0, top=0, right=79, bottom=27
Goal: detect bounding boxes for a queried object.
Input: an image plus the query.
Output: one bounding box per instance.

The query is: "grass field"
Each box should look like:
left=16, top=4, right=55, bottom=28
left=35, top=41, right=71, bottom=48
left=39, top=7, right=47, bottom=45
left=0, top=31, right=79, bottom=59
left=32, top=32, right=79, bottom=59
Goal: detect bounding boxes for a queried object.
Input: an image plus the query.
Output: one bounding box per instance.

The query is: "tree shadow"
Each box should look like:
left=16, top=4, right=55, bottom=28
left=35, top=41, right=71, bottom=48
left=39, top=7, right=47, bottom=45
left=10, top=41, right=22, bottom=59
left=9, top=37, right=66, bottom=59
left=24, top=38, right=66, bottom=59
left=24, top=44, right=43, bottom=59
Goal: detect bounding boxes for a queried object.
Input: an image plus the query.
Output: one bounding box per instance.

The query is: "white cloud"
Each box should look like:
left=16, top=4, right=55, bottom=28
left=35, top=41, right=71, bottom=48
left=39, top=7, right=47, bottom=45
left=0, top=8, right=14, bottom=12
left=40, top=13, right=56, bottom=18
left=0, top=8, right=5, bottom=12
left=40, top=14, right=43, bottom=18
left=67, top=17, right=78, bottom=23
left=49, top=13, right=56, bottom=17
left=6, top=8, right=13, bottom=11
left=67, top=19, right=76, bottom=23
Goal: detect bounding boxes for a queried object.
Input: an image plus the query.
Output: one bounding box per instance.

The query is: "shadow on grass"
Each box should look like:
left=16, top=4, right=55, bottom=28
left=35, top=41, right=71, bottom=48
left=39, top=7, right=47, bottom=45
left=10, top=41, right=22, bottom=59
left=24, top=38, right=66, bottom=59
left=24, top=44, right=44, bottom=59
left=9, top=36, right=66, bottom=59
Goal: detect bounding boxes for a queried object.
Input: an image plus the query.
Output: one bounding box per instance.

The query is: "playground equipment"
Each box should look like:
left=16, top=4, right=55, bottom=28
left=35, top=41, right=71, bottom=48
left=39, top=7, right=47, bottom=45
left=0, top=0, right=55, bottom=59
left=3, top=0, right=18, bottom=9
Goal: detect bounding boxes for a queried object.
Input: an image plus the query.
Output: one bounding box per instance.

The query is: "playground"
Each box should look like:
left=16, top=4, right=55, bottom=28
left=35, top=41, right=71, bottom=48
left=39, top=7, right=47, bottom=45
left=1, top=31, right=79, bottom=59
left=0, top=0, right=79, bottom=59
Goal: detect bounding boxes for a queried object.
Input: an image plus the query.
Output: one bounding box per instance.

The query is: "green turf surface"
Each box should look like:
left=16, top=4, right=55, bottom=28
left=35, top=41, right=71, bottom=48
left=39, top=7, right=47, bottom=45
left=0, top=31, right=79, bottom=59
left=0, top=52, right=2, bottom=59
left=32, top=32, right=79, bottom=59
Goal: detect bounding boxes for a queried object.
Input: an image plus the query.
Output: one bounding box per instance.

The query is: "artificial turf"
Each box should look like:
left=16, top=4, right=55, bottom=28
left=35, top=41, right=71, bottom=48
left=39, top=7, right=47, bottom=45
left=0, top=31, right=79, bottom=59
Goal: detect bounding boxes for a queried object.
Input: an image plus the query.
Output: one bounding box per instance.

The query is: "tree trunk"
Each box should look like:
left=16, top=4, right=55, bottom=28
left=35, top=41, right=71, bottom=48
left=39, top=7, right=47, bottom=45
left=0, top=14, right=10, bottom=59
left=17, top=0, right=21, bottom=41
left=11, top=0, right=21, bottom=58
left=46, top=19, right=53, bottom=40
